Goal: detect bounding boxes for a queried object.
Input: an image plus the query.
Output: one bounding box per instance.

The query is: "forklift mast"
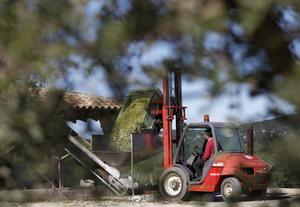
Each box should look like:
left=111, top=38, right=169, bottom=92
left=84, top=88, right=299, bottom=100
left=162, top=69, right=186, bottom=168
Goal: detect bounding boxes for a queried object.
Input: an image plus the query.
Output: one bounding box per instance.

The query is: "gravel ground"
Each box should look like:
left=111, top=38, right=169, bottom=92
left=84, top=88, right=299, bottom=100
left=2, top=196, right=300, bottom=207
left=1, top=189, right=300, bottom=207
left=2, top=198, right=300, bottom=207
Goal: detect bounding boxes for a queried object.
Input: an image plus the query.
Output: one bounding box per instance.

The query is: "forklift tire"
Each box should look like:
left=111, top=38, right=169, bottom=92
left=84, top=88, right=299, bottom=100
left=159, top=167, right=190, bottom=201
left=221, top=177, right=241, bottom=202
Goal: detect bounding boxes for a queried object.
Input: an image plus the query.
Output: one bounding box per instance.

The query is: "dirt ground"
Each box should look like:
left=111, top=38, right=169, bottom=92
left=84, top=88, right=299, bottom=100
left=2, top=195, right=300, bottom=207
left=1, top=188, right=300, bottom=207
left=2, top=199, right=300, bottom=207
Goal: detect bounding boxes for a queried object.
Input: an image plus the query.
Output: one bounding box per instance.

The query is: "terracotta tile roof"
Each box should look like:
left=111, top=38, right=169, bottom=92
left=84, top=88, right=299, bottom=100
left=36, top=88, right=122, bottom=111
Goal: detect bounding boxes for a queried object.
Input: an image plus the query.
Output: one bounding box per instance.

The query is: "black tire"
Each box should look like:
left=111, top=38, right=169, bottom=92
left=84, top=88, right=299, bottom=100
left=248, top=189, right=267, bottom=200
left=159, top=167, right=190, bottom=200
left=221, top=177, right=242, bottom=202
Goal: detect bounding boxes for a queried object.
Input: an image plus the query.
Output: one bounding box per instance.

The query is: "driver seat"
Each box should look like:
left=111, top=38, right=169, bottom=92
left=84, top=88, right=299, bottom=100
left=191, top=157, right=214, bottom=183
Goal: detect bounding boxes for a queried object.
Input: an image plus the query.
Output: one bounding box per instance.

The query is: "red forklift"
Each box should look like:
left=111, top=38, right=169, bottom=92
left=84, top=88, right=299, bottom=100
left=157, top=69, right=271, bottom=201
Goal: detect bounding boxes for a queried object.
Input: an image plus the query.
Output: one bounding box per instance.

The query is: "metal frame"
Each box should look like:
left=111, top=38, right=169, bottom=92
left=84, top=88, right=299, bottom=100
left=65, top=135, right=128, bottom=195
left=162, top=69, right=186, bottom=169
left=173, top=123, right=219, bottom=164
left=64, top=148, right=128, bottom=196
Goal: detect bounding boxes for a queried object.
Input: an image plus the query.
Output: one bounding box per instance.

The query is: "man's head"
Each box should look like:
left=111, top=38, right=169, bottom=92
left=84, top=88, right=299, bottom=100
left=204, top=128, right=212, bottom=139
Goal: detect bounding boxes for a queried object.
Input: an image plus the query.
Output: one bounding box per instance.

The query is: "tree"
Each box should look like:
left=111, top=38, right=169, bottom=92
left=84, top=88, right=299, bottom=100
left=1, top=0, right=300, bottom=191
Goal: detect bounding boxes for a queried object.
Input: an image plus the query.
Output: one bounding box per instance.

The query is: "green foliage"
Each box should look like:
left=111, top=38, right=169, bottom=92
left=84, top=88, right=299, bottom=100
left=109, top=89, right=160, bottom=152
left=242, top=118, right=300, bottom=187
left=0, top=88, right=69, bottom=188
left=0, top=0, right=300, bottom=191
left=133, top=152, right=163, bottom=187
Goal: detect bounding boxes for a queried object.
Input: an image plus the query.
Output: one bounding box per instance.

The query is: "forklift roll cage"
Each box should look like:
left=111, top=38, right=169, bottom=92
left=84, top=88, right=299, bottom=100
left=173, top=123, right=220, bottom=165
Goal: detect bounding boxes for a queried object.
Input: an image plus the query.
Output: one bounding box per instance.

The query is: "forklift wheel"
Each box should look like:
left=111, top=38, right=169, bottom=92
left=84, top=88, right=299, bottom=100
left=159, top=167, right=190, bottom=200
left=221, top=177, right=241, bottom=202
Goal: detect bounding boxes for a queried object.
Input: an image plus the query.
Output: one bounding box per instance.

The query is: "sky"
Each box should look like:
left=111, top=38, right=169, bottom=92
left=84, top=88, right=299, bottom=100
left=60, top=1, right=296, bottom=138
left=58, top=40, right=295, bottom=121
left=62, top=40, right=295, bottom=139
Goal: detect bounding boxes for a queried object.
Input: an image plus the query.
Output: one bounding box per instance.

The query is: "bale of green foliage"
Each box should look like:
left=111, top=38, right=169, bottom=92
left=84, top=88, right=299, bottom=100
left=132, top=152, right=163, bottom=187
left=109, top=89, right=161, bottom=152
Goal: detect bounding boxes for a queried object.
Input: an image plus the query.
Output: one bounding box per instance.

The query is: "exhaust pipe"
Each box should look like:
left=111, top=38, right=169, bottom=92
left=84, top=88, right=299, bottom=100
left=247, top=126, right=254, bottom=156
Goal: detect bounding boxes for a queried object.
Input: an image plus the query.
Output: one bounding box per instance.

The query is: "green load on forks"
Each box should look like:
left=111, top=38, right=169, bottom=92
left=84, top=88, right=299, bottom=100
left=109, top=89, right=162, bottom=152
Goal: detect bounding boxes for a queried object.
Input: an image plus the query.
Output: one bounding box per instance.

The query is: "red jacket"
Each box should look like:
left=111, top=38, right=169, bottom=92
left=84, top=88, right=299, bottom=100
left=203, top=137, right=214, bottom=161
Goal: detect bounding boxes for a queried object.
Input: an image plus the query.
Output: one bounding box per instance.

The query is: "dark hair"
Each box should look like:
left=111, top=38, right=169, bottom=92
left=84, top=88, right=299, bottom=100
left=205, top=128, right=212, bottom=137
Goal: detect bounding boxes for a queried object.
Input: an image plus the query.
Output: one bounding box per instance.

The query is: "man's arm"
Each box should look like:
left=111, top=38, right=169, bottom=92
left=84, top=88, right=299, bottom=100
left=202, top=139, right=213, bottom=161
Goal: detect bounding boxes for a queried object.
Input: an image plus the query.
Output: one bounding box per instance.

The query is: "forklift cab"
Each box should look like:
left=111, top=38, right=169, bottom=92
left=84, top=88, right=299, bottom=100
left=176, top=125, right=212, bottom=180
left=173, top=123, right=243, bottom=179
left=159, top=123, right=248, bottom=200
left=173, top=124, right=218, bottom=180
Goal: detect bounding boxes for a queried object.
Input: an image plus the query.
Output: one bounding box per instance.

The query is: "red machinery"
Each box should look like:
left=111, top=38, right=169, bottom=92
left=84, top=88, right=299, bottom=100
left=157, top=69, right=271, bottom=201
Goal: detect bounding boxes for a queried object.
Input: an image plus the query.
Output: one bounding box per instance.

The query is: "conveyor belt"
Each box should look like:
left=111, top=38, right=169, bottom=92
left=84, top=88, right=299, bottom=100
left=64, top=135, right=128, bottom=195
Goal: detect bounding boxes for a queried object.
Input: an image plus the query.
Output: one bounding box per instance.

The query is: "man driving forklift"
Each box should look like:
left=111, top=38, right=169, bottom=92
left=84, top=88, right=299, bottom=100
left=193, top=128, right=222, bottom=179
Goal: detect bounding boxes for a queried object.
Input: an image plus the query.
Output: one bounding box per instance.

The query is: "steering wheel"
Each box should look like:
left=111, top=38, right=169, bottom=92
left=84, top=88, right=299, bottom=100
left=193, top=145, right=203, bottom=158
